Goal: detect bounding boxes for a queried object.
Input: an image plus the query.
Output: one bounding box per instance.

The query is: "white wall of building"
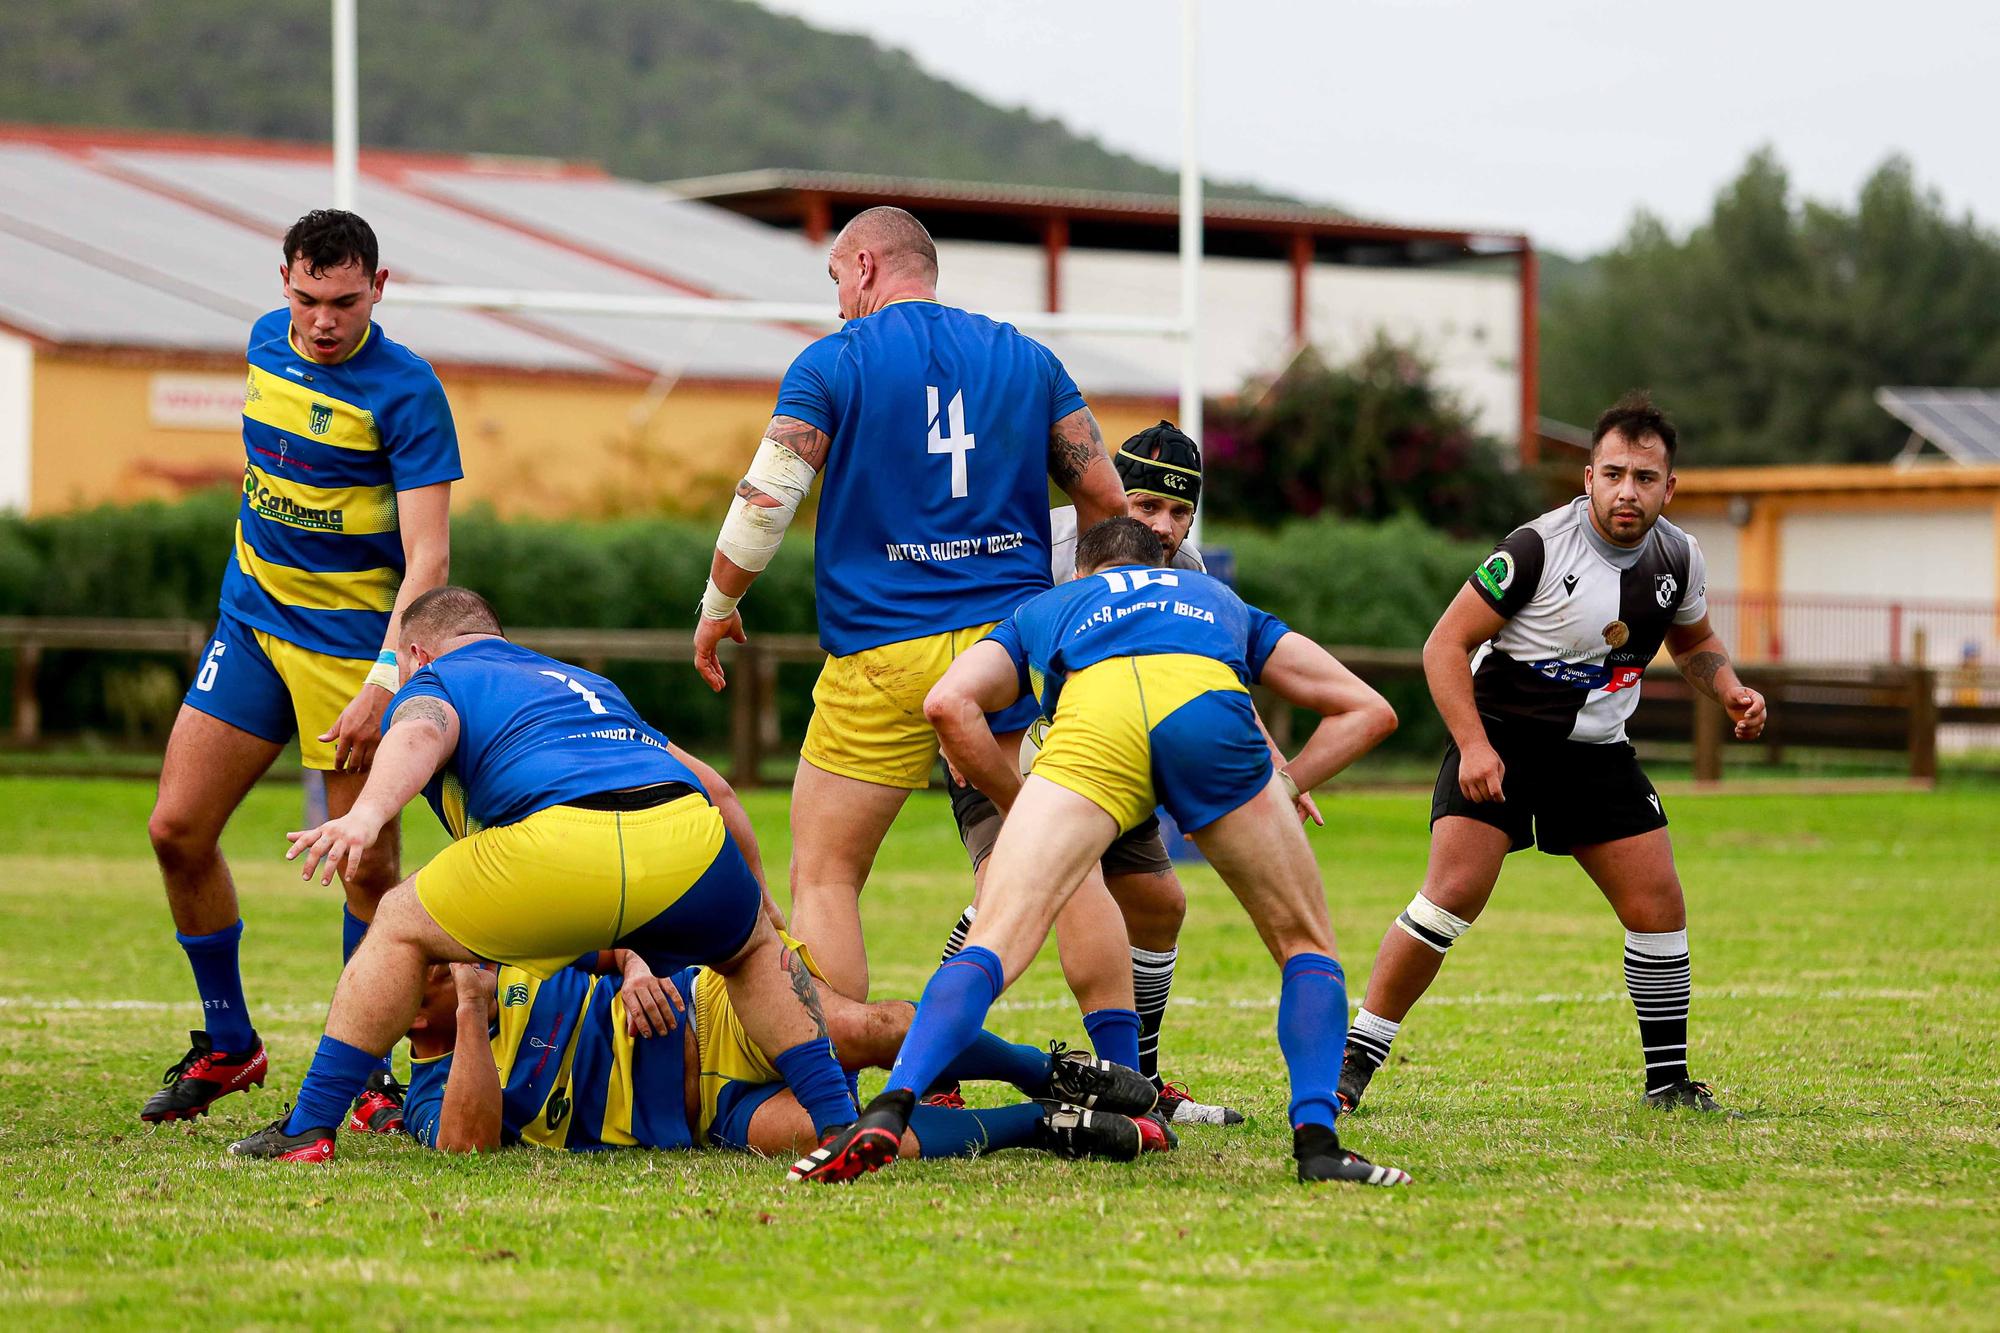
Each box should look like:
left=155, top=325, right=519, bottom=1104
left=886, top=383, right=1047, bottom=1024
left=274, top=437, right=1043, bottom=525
left=933, top=240, right=1523, bottom=439
left=0, top=332, right=31, bottom=513
left=1780, top=508, right=1994, bottom=605
left=1672, top=513, right=1740, bottom=594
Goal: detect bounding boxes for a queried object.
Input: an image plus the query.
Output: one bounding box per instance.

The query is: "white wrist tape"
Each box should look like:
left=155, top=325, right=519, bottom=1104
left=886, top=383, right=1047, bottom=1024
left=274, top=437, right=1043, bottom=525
left=714, top=437, right=815, bottom=573
left=1278, top=767, right=1302, bottom=802
left=699, top=579, right=742, bottom=622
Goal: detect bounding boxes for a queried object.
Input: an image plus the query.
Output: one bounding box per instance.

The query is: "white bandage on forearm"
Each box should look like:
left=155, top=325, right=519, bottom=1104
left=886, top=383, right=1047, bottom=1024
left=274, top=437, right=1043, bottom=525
left=1393, top=892, right=1473, bottom=954
left=714, top=437, right=816, bottom=573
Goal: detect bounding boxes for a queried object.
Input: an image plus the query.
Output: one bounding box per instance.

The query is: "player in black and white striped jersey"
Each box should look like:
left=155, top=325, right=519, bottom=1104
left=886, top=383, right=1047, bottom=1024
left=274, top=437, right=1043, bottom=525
left=1339, top=393, right=1767, bottom=1116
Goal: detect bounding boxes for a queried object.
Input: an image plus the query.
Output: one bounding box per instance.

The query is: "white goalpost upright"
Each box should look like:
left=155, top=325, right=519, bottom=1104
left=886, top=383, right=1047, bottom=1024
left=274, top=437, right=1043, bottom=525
left=328, top=0, right=1206, bottom=534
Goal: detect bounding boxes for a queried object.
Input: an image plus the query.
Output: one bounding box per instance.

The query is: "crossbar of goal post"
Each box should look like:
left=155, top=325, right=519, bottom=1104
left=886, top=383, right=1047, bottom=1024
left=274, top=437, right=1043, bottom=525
left=330, top=0, right=1205, bottom=540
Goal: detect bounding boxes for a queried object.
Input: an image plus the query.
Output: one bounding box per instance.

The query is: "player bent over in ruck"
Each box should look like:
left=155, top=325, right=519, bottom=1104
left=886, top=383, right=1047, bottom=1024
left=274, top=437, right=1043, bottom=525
left=794, top=519, right=1410, bottom=1186
left=226, top=587, right=858, bottom=1166
left=1338, top=394, right=1766, bottom=1118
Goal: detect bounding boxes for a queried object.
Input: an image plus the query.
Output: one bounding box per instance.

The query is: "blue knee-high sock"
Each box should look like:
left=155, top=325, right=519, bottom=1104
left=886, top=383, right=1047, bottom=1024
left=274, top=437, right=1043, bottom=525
left=1082, top=1007, right=1143, bottom=1073
left=886, top=946, right=1006, bottom=1098
left=177, top=921, right=254, bottom=1052
left=939, top=1029, right=1056, bottom=1096
left=340, top=907, right=394, bottom=1074
left=771, top=1037, right=858, bottom=1137
left=285, top=1034, right=383, bottom=1134
left=907, top=1101, right=1045, bottom=1159
left=1276, top=952, right=1348, bottom=1131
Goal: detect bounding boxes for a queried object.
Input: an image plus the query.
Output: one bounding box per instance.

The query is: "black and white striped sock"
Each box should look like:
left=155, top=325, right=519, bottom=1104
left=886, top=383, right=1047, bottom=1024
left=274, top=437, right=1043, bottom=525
left=1131, top=946, right=1176, bottom=1082
left=1624, top=929, right=1692, bottom=1094
left=938, top=905, right=977, bottom=965
left=1346, top=1007, right=1400, bottom=1075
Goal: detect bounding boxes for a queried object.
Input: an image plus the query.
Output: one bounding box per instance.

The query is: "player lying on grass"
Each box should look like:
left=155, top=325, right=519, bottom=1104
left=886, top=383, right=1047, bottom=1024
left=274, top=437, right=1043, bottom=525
left=935, top=422, right=1311, bottom=1132
left=1338, top=393, right=1766, bottom=1118
left=226, top=586, right=856, bottom=1165
left=794, top=518, right=1412, bottom=1186
left=404, top=945, right=1151, bottom=1164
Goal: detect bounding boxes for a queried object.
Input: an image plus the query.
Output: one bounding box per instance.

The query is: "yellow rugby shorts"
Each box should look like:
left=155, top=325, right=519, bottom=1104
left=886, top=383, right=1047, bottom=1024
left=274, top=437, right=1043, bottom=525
left=801, top=622, right=1003, bottom=789
left=1031, top=653, right=1263, bottom=834
left=413, top=794, right=735, bottom=979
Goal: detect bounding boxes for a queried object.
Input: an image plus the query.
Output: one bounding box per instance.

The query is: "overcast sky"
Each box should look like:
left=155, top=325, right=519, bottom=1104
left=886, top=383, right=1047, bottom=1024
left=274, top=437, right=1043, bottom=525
left=756, top=0, right=1994, bottom=256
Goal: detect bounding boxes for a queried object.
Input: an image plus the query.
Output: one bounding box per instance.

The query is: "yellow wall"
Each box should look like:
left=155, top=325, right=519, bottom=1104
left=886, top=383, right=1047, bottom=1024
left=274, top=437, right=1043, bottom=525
left=31, top=351, right=1172, bottom=519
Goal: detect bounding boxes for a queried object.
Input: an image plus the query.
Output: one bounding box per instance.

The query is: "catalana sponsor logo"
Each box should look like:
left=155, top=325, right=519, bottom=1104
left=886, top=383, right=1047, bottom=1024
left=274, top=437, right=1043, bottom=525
left=243, top=467, right=346, bottom=532
left=1474, top=551, right=1514, bottom=599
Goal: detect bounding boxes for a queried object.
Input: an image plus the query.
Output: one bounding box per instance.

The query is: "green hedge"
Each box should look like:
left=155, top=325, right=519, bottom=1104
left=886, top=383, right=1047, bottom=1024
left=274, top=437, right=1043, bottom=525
left=1, top=493, right=1491, bottom=752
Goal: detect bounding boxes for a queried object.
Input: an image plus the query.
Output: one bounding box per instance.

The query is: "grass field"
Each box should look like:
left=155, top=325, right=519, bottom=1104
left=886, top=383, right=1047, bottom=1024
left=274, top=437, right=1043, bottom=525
left=2, top=775, right=1996, bottom=1328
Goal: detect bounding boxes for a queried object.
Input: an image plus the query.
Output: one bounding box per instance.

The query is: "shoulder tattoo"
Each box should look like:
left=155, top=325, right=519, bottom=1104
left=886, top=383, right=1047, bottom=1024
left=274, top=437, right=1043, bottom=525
left=390, top=695, right=453, bottom=735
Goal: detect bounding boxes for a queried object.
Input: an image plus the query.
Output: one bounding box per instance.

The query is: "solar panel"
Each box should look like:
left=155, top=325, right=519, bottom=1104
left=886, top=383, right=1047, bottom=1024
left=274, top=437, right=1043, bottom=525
left=1876, top=387, right=2000, bottom=464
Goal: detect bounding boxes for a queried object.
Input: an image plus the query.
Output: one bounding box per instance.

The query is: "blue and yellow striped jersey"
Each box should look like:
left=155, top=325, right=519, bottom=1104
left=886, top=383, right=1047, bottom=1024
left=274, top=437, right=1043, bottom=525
left=220, top=308, right=462, bottom=659
left=404, top=962, right=699, bottom=1152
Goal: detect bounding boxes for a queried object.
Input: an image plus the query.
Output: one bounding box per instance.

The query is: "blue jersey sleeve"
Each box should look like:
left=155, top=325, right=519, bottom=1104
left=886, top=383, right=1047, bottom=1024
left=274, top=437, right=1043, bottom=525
left=1245, top=606, right=1293, bottom=682
left=772, top=334, right=845, bottom=436
left=383, top=374, right=463, bottom=492
left=1038, top=342, right=1087, bottom=423
left=981, top=616, right=1033, bottom=699
left=381, top=671, right=456, bottom=736
left=402, top=1056, right=449, bottom=1149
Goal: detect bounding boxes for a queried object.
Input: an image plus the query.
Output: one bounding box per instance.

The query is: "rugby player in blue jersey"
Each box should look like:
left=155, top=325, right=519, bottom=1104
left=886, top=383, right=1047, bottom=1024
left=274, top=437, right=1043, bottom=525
left=141, top=211, right=457, bottom=1132
left=226, top=587, right=862, bottom=1167
left=691, top=208, right=1135, bottom=1058
left=793, top=519, right=1413, bottom=1186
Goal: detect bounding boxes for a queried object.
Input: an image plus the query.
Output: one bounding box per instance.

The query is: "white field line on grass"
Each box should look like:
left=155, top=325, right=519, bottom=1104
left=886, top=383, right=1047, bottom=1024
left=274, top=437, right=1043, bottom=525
left=0, top=983, right=1950, bottom=1020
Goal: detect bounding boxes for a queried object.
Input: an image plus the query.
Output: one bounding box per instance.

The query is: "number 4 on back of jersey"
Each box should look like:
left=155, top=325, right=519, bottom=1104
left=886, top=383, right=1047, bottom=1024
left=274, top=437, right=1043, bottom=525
left=927, top=385, right=975, bottom=499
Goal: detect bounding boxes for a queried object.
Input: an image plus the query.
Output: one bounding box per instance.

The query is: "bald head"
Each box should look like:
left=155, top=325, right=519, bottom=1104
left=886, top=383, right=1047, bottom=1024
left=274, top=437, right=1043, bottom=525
left=828, top=207, right=938, bottom=317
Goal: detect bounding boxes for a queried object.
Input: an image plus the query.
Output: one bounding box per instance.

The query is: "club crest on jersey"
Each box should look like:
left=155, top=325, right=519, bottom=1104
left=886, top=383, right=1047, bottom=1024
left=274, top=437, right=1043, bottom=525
left=1475, top=552, right=1514, bottom=599
left=1654, top=573, right=1678, bottom=608
left=309, top=402, right=333, bottom=436
left=1603, top=620, right=1629, bottom=648
left=503, top=982, right=529, bottom=1007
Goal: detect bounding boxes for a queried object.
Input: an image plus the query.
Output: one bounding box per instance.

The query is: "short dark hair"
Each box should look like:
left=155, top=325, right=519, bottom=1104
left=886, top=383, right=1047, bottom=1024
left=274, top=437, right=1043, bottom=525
left=1076, top=517, right=1165, bottom=573
left=402, top=586, right=503, bottom=643
left=282, top=209, right=379, bottom=278
left=1591, top=391, right=1678, bottom=464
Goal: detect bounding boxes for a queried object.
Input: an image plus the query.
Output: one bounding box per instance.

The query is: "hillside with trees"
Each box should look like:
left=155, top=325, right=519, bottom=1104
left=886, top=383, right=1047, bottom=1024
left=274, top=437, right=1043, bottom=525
left=0, top=0, right=1274, bottom=197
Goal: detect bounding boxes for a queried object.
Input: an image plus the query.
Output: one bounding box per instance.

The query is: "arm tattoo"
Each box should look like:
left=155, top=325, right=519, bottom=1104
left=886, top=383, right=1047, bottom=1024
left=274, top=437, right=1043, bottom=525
left=781, top=949, right=830, bottom=1041
left=1687, top=650, right=1729, bottom=700
left=389, top=695, right=452, bottom=735
left=1047, top=411, right=1107, bottom=489
left=766, top=415, right=831, bottom=471
left=736, top=479, right=776, bottom=505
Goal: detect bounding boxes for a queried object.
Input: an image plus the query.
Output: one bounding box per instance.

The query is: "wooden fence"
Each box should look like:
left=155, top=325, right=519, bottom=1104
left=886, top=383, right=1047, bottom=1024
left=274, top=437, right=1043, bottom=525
left=2, top=617, right=1989, bottom=786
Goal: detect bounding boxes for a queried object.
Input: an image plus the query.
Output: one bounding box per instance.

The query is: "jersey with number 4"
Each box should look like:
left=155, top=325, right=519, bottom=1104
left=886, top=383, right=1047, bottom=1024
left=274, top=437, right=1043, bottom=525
left=387, top=639, right=704, bottom=837
left=984, top=564, right=1291, bottom=722
left=774, top=299, right=1086, bottom=657
left=1467, top=496, right=1707, bottom=744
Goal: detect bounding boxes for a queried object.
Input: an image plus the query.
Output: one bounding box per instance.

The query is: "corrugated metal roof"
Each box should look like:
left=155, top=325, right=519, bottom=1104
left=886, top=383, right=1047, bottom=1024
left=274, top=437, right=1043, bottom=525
left=0, top=129, right=1173, bottom=396
left=1878, top=387, right=2000, bottom=465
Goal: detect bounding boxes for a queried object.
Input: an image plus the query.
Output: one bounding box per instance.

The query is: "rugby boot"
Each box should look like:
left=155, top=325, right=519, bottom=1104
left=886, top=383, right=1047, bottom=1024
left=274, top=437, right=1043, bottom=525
left=1292, top=1124, right=1412, bottom=1187
left=787, top=1089, right=911, bottom=1184
left=1034, top=1103, right=1142, bottom=1162
left=1043, top=1042, right=1158, bottom=1117
left=919, top=1084, right=967, bottom=1110
left=1156, top=1079, right=1245, bottom=1126
left=1335, top=1051, right=1375, bottom=1115
left=228, top=1117, right=337, bottom=1163
left=139, top=1030, right=268, bottom=1123
left=348, top=1069, right=407, bottom=1134
left=1644, top=1078, right=1743, bottom=1118
left=1135, top=1109, right=1179, bottom=1154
